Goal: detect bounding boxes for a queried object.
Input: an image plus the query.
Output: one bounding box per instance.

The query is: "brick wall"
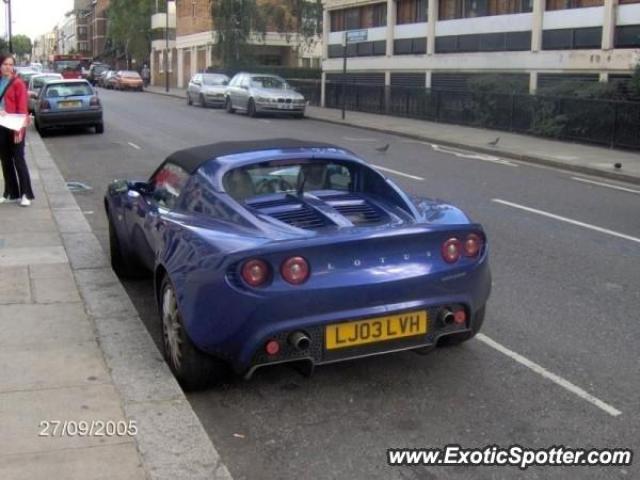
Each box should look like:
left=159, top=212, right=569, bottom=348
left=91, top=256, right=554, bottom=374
left=177, top=0, right=214, bottom=36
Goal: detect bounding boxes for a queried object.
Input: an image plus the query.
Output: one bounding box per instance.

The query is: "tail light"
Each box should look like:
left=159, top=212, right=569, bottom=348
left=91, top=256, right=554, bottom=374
left=265, top=339, right=280, bottom=356
left=39, top=100, right=51, bottom=111
left=281, top=256, right=310, bottom=285
left=441, top=238, right=462, bottom=264
left=90, top=96, right=101, bottom=108
left=241, top=259, right=270, bottom=287
left=463, top=233, right=483, bottom=258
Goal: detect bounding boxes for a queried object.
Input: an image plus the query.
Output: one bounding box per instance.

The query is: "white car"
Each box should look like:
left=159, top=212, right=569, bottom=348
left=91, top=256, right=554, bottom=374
left=27, top=73, right=63, bottom=113
left=187, top=73, right=230, bottom=107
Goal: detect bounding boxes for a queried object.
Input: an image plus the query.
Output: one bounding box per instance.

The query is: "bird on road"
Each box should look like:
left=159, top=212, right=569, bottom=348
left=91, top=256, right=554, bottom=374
left=614, top=162, right=622, bottom=169
left=375, top=143, right=390, bottom=153
left=487, top=137, right=500, bottom=147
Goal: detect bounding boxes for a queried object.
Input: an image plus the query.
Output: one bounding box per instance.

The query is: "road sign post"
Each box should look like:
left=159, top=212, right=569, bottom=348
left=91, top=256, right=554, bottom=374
left=341, top=30, right=368, bottom=121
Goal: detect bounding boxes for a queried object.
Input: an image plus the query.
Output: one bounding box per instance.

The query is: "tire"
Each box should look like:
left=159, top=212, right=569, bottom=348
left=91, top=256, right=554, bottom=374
left=247, top=98, right=257, bottom=117
left=438, top=305, right=486, bottom=346
left=294, top=112, right=305, bottom=119
left=108, top=212, right=141, bottom=278
left=95, top=123, right=104, bottom=134
left=159, top=275, right=230, bottom=390
left=187, top=93, right=192, bottom=105
left=199, top=94, right=207, bottom=107
left=225, top=97, right=235, bottom=113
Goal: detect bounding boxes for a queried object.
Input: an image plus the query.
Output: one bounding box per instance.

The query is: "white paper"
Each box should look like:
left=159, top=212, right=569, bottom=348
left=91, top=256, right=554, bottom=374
left=0, top=113, right=27, bottom=132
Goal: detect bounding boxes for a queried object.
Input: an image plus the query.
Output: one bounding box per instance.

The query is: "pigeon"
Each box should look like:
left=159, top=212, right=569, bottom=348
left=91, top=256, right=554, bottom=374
left=375, top=143, right=390, bottom=153
left=614, top=162, right=622, bottom=169
left=487, top=137, right=500, bottom=147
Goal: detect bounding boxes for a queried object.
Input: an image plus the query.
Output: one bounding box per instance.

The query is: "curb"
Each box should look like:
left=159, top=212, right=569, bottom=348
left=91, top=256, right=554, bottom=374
left=143, top=87, right=640, bottom=186
left=29, top=128, right=233, bottom=480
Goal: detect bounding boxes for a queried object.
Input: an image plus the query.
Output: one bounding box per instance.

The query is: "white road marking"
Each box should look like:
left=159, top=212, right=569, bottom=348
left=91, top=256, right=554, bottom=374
left=260, top=119, right=272, bottom=124
left=127, top=142, right=141, bottom=150
left=371, top=164, right=424, bottom=181
left=82, top=211, right=94, bottom=215
left=571, top=177, right=640, bottom=195
left=493, top=198, right=640, bottom=245
left=342, top=136, right=379, bottom=142
left=477, top=334, right=622, bottom=417
left=431, top=144, right=518, bottom=166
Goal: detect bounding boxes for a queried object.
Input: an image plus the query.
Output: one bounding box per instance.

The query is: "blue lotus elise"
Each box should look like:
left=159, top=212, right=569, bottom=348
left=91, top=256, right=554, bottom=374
left=105, top=139, right=491, bottom=389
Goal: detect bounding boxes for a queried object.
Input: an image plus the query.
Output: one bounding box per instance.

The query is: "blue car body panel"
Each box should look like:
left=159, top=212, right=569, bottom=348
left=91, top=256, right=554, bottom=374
left=105, top=141, right=491, bottom=374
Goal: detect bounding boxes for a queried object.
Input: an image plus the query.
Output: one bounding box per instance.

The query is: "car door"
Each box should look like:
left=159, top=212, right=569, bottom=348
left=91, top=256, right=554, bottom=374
left=238, top=75, right=251, bottom=111
left=131, top=163, right=190, bottom=269
left=228, top=74, right=242, bottom=108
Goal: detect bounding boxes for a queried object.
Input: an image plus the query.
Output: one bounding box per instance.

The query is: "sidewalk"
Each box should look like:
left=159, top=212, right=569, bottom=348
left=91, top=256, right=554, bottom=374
left=0, top=129, right=232, bottom=480
left=146, top=85, right=640, bottom=185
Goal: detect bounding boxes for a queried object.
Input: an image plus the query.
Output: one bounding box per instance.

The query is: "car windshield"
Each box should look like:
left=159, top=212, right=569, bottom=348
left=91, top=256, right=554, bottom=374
left=250, top=76, right=288, bottom=89
left=202, top=75, right=227, bottom=86
left=45, top=84, right=93, bottom=98
left=223, top=162, right=352, bottom=201
left=32, top=76, right=61, bottom=88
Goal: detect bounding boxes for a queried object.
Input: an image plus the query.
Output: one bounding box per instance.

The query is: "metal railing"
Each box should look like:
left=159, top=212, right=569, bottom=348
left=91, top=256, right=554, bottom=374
left=294, top=80, right=640, bottom=150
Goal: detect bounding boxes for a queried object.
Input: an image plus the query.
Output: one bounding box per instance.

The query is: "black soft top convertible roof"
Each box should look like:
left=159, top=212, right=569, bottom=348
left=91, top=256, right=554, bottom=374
left=165, top=138, right=340, bottom=174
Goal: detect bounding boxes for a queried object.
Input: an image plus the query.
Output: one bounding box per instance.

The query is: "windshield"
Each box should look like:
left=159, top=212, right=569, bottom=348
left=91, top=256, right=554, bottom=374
left=202, top=75, right=228, bottom=86
left=32, top=76, right=61, bottom=89
left=45, top=83, right=93, bottom=98
left=223, top=162, right=352, bottom=201
left=250, top=76, right=288, bottom=90
left=54, top=61, right=81, bottom=73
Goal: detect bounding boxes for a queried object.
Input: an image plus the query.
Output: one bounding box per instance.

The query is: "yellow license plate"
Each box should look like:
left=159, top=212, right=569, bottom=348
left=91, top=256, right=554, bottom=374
left=60, top=101, right=81, bottom=108
left=325, top=310, right=427, bottom=350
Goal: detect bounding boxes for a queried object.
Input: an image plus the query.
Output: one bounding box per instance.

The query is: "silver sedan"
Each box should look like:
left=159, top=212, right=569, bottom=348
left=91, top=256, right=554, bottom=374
left=225, top=73, right=306, bottom=118
left=187, top=73, right=230, bottom=107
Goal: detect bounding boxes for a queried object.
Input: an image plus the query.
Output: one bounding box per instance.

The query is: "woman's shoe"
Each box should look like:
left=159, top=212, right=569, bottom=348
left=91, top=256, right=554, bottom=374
left=0, top=196, right=18, bottom=204
left=20, top=196, right=31, bottom=207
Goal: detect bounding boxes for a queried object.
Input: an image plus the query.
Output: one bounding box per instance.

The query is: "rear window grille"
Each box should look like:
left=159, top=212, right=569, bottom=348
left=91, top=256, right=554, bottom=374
left=247, top=197, right=298, bottom=210
left=269, top=205, right=328, bottom=229
left=332, top=202, right=383, bottom=224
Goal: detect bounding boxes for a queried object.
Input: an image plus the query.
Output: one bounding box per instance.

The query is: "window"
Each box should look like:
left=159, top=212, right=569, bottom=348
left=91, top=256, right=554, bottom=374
left=439, top=0, right=532, bottom=19
left=546, top=0, right=602, bottom=9
left=329, top=3, right=387, bottom=31
left=542, top=27, right=602, bottom=49
left=223, top=162, right=352, bottom=202
left=615, top=24, right=640, bottom=48
left=397, top=0, right=428, bottom=24
left=151, top=163, right=190, bottom=210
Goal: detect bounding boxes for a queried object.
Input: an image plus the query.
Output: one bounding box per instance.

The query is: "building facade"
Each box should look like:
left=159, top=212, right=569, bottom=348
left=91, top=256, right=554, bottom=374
left=57, top=14, right=78, bottom=54
left=151, top=0, right=322, bottom=88
left=321, top=0, right=640, bottom=97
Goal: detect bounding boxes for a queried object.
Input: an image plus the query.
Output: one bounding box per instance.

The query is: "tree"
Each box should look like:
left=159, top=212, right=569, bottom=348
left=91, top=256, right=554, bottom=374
left=107, top=0, right=153, bottom=67
left=0, top=38, right=7, bottom=53
left=11, top=35, right=32, bottom=57
left=210, top=0, right=322, bottom=68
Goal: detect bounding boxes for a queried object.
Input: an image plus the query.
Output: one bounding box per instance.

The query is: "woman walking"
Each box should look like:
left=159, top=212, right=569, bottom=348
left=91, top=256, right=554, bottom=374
left=0, top=53, right=34, bottom=206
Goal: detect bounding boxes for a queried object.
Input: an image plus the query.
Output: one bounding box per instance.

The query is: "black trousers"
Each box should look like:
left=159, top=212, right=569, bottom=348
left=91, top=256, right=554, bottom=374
left=0, top=126, right=34, bottom=200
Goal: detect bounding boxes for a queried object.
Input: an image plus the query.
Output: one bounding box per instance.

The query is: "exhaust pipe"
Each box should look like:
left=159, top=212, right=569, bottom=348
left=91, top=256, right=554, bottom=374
left=438, top=309, right=455, bottom=327
left=288, top=331, right=311, bottom=351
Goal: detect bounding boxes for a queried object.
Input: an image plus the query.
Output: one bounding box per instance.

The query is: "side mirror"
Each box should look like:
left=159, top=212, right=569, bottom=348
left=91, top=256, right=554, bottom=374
left=29, top=91, right=38, bottom=99
left=222, top=80, right=229, bottom=86
left=109, top=179, right=130, bottom=195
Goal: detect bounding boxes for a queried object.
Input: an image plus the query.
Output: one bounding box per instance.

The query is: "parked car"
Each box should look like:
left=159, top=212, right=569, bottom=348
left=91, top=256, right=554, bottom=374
left=104, top=139, right=491, bottom=389
left=187, top=73, right=230, bottom=107
left=225, top=73, right=306, bottom=118
left=101, top=70, right=118, bottom=89
left=15, top=67, right=39, bottom=84
left=113, top=70, right=144, bottom=91
left=87, top=63, right=110, bottom=85
left=33, top=79, right=103, bottom=136
left=28, top=73, right=63, bottom=113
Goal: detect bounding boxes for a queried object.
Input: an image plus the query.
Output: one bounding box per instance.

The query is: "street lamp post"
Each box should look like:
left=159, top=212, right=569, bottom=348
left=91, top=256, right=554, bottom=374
left=165, top=0, right=170, bottom=92
left=3, top=0, right=12, bottom=53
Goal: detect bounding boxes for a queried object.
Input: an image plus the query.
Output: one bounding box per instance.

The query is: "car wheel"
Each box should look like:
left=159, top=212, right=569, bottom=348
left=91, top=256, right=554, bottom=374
left=438, top=305, right=486, bottom=346
left=247, top=98, right=257, bottom=117
left=108, top=212, right=142, bottom=278
left=199, top=94, right=207, bottom=107
left=160, top=275, right=230, bottom=390
left=294, top=112, right=305, bottom=119
left=95, top=123, right=104, bottom=134
left=225, top=97, right=235, bottom=113
left=187, top=93, right=192, bottom=105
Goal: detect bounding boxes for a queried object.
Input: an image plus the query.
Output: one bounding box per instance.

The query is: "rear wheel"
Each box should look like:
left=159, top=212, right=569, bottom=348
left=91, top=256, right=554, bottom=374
left=95, top=123, right=104, bottom=134
left=438, top=305, right=486, bottom=346
left=187, top=93, right=193, bottom=105
left=199, top=94, right=207, bottom=107
left=160, top=275, right=230, bottom=390
left=225, top=97, right=235, bottom=113
left=247, top=98, right=257, bottom=117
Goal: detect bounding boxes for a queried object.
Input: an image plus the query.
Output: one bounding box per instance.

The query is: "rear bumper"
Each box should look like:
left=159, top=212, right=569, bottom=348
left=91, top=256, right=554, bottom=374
left=37, top=110, right=102, bottom=128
